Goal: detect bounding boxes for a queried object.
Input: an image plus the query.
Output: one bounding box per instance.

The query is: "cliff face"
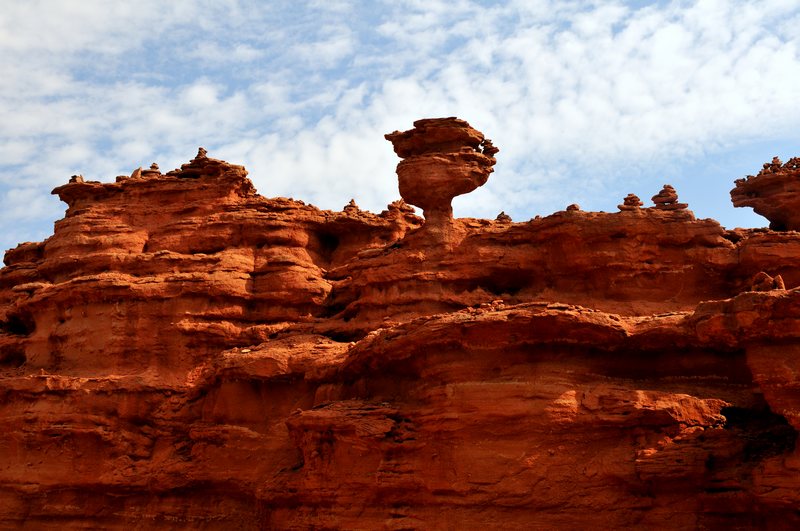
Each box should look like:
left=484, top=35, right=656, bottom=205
left=2, top=118, right=800, bottom=529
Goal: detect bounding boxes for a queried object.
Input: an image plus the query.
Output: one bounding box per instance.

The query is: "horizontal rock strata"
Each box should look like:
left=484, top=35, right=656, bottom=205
left=2, top=125, right=800, bottom=529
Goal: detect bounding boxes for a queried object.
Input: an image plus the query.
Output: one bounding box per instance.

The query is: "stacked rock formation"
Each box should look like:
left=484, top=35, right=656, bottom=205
left=652, top=184, right=688, bottom=210
left=385, top=117, right=498, bottom=244
left=731, top=156, right=800, bottom=230
left=3, top=121, right=800, bottom=529
left=618, top=193, right=643, bottom=211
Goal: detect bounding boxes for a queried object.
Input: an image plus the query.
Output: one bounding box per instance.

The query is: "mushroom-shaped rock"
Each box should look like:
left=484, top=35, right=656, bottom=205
left=385, top=117, right=498, bottom=239
left=618, top=193, right=643, bottom=211
left=566, top=204, right=581, bottom=212
left=652, top=184, right=688, bottom=210
left=731, top=156, right=800, bottom=231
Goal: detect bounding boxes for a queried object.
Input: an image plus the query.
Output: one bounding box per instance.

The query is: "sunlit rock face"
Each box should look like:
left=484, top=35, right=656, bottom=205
left=2, top=121, right=800, bottom=529
left=731, top=156, right=800, bottom=231
left=385, top=117, right=498, bottom=244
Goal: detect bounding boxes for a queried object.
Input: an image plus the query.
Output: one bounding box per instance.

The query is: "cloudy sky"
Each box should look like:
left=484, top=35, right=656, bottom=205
left=1, top=0, right=799, bottom=252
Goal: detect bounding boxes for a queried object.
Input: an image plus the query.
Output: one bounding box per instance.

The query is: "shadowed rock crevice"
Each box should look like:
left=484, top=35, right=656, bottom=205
left=311, top=232, right=340, bottom=265
left=1, top=311, right=35, bottom=336
left=721, top=405, right=797, bottom=462
left=0, top=348, right=25, bottom=368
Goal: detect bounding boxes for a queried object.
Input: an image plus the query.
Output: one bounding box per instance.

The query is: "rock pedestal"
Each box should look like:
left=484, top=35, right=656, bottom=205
left=385, top=117, right=498, bottom=243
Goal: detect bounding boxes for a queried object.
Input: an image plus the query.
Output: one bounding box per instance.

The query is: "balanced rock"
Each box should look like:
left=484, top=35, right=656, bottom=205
left=618, top=193, right=643, bottom=211
left=141, top=162, right=161, bottom=178
left=652, top=184, right=688, bottom=210
left=385, top=117, right=498, bottom=239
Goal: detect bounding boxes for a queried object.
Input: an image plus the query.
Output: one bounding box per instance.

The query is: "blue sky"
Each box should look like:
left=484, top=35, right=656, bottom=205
left=1, top=0, right=799, bottom=253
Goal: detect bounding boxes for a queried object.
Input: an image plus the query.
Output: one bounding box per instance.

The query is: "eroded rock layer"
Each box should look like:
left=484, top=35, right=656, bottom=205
left=2, top=121, right=800, bottom=529
left=731, top=156, right=800, bottom=230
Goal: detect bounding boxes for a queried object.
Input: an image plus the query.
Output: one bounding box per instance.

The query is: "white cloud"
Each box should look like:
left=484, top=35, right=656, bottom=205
left=291, top=24, right=355, bottom=67
left=0, top=141, right=36, bottom=167
left=1, top=0, right=800, bottom=254
left=186, top=42, right=265, bottom=63
left=182, top=81, right=220, bottom=107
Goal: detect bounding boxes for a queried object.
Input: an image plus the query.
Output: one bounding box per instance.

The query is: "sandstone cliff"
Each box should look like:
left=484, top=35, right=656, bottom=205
left=2, top=118, right=800, bottom=529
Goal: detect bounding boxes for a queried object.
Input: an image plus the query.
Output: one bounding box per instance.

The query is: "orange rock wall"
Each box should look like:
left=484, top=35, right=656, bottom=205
left=2, top=136, right=800, bottom=528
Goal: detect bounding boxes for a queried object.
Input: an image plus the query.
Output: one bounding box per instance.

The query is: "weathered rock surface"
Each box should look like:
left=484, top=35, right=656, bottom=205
left=2, top=123, right=800, bottom=529
left=385, top=117, right=498, bottom=244
left=731, top=156, right=800, bottom=230
left=651, top=184, right=689, bottom=211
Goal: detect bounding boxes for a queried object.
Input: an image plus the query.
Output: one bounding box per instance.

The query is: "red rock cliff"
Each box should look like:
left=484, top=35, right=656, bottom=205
left=2, top=120, right=800, bottom=529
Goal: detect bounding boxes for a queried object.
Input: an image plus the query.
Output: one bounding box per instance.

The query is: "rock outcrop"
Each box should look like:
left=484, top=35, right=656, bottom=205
left=385, top=117, right=498, bottom=244
left=731, top=156, right=800, bottom=230
left=618, top=193, right=643, bottom=211
left=2, top=121, right=800, bottom=529
left=651, top=184, right=689, bottom=211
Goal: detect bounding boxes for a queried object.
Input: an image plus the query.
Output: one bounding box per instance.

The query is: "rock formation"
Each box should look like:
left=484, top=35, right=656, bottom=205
left=385, top=117, right=498, bottom=244
left=495, top=211, right=512, bottom=223
left=2, top=121, right=800, bottom=529
left=750, top=271, right=786, bottom=291
left=651, top=184, right=688, bottom=210
left=731, top=156, right=800, bottom=230
left=618, top=192, right=643, bottom=211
